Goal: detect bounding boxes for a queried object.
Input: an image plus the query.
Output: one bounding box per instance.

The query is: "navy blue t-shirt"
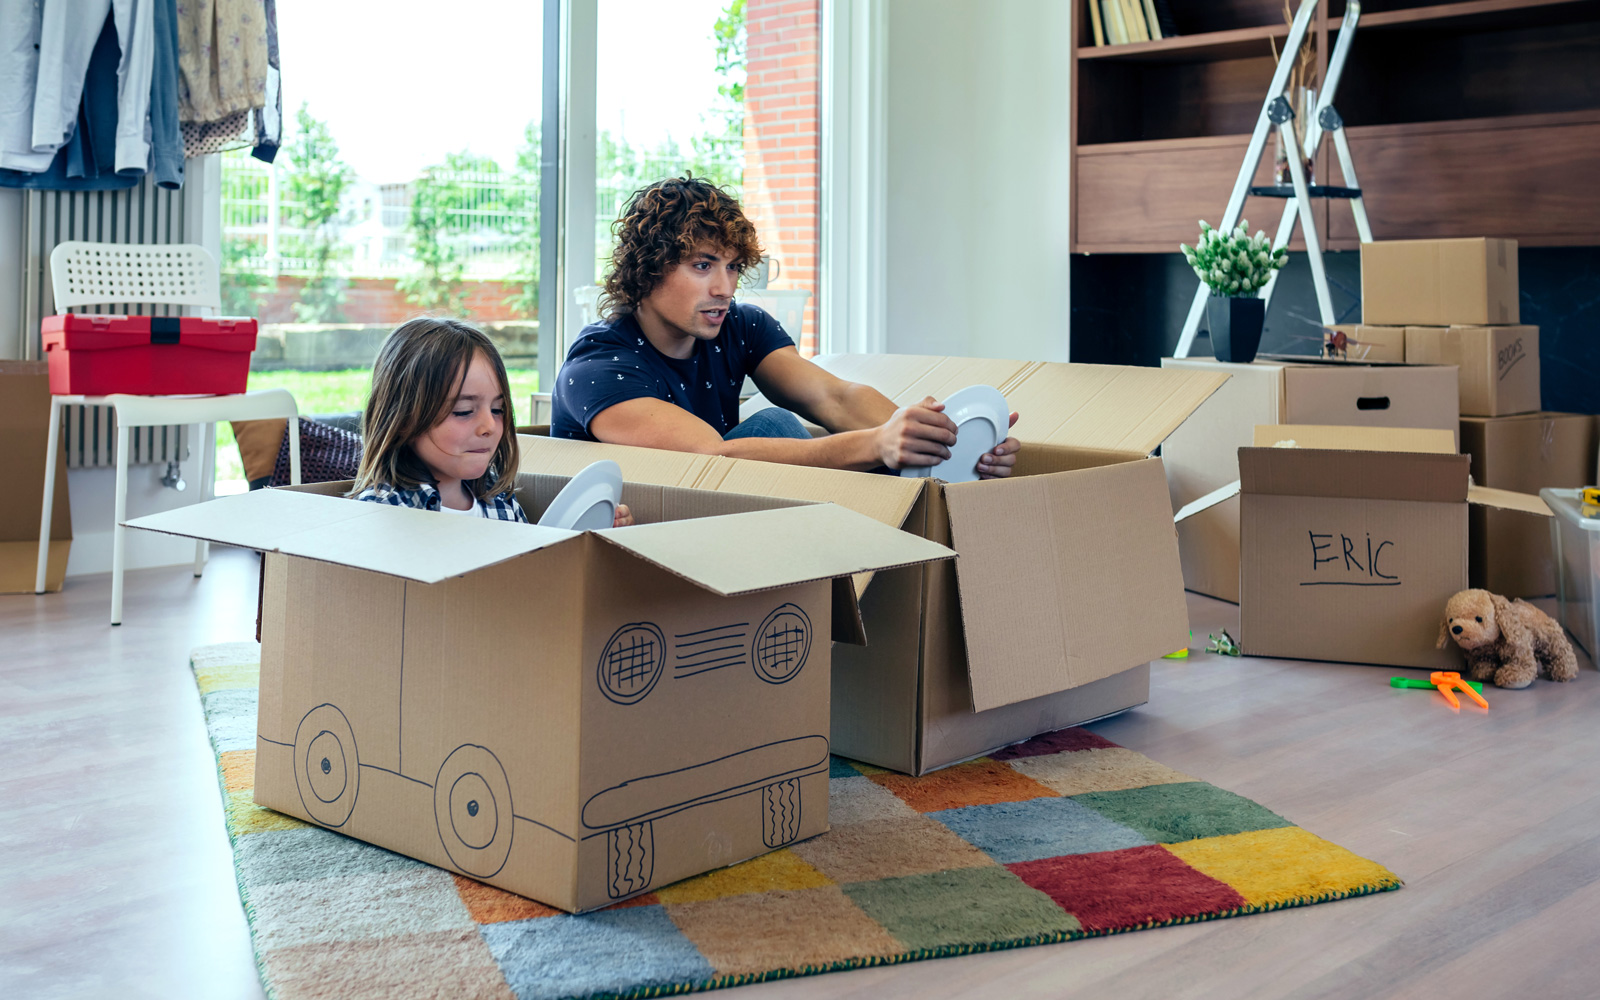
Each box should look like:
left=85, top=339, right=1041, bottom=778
left=551, top=302, right=795, bottom=440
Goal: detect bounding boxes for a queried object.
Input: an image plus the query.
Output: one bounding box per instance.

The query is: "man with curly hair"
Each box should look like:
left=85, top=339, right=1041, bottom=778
left=551, top=175, right=1019, bottom=477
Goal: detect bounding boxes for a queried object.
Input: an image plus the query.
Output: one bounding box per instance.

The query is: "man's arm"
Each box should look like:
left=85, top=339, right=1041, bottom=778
left=587, top=396, right=942, bottom=471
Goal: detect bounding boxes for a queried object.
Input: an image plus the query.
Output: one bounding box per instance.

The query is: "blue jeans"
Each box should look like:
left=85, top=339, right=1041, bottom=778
left=723, top=407, right=812, bottom=441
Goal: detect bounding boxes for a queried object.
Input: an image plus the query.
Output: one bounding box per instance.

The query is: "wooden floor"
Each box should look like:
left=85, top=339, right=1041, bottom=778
left=5, top=547, right=1600, bottom=999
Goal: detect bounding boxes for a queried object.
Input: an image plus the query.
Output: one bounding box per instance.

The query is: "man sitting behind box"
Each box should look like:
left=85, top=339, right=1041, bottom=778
left=550, top=176, right=1020, bottom=477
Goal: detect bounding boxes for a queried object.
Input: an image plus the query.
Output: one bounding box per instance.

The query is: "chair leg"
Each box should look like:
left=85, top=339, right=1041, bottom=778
left=287, top=414, right=302, bottom=485
left=36, top=398, right=62, bottom=594
left=194, top=422, right=213, bottom=577
left=111, top=423, right=130, bottom=626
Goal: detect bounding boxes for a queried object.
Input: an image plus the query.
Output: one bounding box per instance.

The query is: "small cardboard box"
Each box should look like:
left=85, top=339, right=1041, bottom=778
left=1238, top=426, right=1549, bottom=669
left=1405, top=325, right=1541, bottom=417
left=1161, top=357, right=1461, bottom=602
left=1361, top=238, right=1519, bottom=326
left=1, top=361, right=71, bottom=593
left=1324, top=324, right=1406, bottom=363
left=1462, top=412, right=1599, bottom=597
left=128, top=475, right=951, bottom=912
left=525, top=356, right=1230, bottom=774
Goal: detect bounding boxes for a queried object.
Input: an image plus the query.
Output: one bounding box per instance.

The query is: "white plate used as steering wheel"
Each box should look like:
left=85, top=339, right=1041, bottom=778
left=900, top=384, right=1010, bottom=484
left=538, top=459, right=623, bottom=531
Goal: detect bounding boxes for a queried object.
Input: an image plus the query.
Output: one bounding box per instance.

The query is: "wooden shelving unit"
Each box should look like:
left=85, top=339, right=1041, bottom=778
left=1070, top=0, right=1600, bottom=253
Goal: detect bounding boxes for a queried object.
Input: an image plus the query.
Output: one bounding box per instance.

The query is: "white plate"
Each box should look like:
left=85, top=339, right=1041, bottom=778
left=900, top=384, right=1009, bottom=484
left=538, top=459, right=623, bottom=531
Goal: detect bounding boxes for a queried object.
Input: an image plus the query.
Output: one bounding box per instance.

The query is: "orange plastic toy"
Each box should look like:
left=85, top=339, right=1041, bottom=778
left=1430, top=671, right=1490, bottom=710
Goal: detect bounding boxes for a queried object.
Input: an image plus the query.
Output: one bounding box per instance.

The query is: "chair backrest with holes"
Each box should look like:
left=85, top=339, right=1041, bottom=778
left=49, top=241, right=222, bottom=315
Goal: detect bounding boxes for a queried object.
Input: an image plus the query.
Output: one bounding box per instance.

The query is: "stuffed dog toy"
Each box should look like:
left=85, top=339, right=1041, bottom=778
left=1438, top=589, right=1578, bottom=689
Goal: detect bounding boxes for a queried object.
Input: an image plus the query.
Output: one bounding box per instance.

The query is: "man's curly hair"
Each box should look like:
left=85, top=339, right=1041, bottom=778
left=599, top=175, right=764, bottom=320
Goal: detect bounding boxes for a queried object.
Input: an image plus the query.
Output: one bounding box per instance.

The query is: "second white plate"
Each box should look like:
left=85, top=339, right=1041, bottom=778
left=538, top=459, right=624, bottom=531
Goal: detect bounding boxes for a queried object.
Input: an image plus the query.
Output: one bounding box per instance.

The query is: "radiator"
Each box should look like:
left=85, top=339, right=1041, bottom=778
left=19, top=180, right=191, bottom=468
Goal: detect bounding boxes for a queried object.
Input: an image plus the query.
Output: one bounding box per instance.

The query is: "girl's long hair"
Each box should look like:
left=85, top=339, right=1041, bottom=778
left=351, top=318, right=520, bottom=500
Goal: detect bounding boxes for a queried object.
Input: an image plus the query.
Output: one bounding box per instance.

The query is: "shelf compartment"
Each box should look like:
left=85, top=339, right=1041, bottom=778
left=1079, top=23, right=1291, bottom=63
left=1334, top=0, right=1600, bottom=31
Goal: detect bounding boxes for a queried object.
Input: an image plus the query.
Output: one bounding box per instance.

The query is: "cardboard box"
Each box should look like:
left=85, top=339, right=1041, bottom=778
left=1161, top=357, right=1461, bottom=602
left=1361, top=238, right=1519, bottom=326
left=1237, top=426, right=1550, bottom=669
left=128, top=475, right=951, bottom=912
left=1405, top=325, right=1541, bottom=417
left=1324, top=324, right=1406, bottom=363
left=1, top=361, right=71, bottom=593
left=525, top=355, right=1231, bottom=774
left=1462, top=413, right=1599, bottom=597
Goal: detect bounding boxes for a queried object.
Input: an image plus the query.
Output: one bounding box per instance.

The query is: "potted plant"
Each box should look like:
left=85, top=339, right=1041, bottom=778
left=1180, top=220, right=1287, bottom=364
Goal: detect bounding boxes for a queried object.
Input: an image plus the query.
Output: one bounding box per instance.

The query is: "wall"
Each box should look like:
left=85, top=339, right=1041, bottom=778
left=65, top=461, right=211, bottom=578
left=881, top=0, right=1073, bottom=362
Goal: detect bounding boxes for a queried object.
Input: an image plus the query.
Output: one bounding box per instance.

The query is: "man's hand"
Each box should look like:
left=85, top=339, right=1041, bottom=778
left=874, top=396, right=959, bottom=470
left=978, top=412, right=1021, bottom=480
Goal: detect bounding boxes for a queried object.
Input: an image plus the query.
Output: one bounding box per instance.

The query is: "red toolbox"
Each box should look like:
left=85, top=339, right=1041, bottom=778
left=40, top=314, right=257, bottom=396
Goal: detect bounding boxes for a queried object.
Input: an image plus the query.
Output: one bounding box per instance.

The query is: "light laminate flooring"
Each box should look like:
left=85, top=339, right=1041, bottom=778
left=4, top=546, right=1599, bottom=999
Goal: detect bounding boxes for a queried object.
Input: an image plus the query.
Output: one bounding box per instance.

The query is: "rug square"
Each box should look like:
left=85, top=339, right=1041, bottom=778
left=789, top=814, right=994, bottom=884
left=203, top=689, right=263, bottom=753
left=929, top=796, right=1151, bottom=864
left=655, top=848, right=833, bottom=904
left=1072, top=782, right=1293, bottom=844
left=190, top=641, right=262, bottom=673
left=263, top=926, right=513, bottom=1000
left=868, top=757, right=1057, bottom=813
left=666, top=885, right=902, bottom=977
left=1009, top=845, right=1248, bottom=933
left=989, top=727, right=1120, bottom=760
left=1008, top=746, right=1196, bottom=797
left=843, top=865, right=1081, bottom=951
left=830, top=756, right=866, bottom=778
left=227, top=789, right=310, bottom=835
left=236, top=826, right=423, bottom=888
left=1165, top=826, right=1402, bottom=908
left=195, top=661, right=260, bottom=695
left=829, top=774, right=921, bottom=825
left=454, top=874, right=564, bottom=924
left=219, top=749, right=255, bottom=792
left=249, top=865, right=475, bottom=951
left=482, top=904, right=715, bottom=998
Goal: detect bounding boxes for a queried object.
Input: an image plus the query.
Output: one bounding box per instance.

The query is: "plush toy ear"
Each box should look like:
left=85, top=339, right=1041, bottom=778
left=1489, top=593, right=1527, bottom=647
left=1437, top=617, right=1450, bottom=649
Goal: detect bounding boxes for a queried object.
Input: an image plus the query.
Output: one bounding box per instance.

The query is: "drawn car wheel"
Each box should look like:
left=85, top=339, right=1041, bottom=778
left=607, top=820, right=654, bottom=899
left=294, top=704, right=359, bottom=827
left=761, top=777, right=802, bottom=848
left=434, top=744, right=514, bottom=879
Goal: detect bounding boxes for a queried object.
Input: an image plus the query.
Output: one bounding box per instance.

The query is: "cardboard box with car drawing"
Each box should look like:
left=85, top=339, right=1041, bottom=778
left=522, top=354, right=1231, bottom=776
left=128, top=472, right=952, bottom=913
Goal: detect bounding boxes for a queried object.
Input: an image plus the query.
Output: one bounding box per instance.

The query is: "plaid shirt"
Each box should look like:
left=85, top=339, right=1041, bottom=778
left=352, top=482, right=528, bottom=522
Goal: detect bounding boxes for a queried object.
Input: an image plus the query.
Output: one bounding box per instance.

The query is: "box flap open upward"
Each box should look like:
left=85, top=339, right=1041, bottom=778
left=595, top=502, right=954, bottom=597
left=126, top=488, right=581, bottom=584
left=1239, top=448, right=1470, bottom=503
left=943, top=458, right=1189, bottom=711
left=1467, top=485, right=1552, bottom=517
left=1253, top=424, right=1457, bottom=454
left=517, top=434, right=715, bottom=486
left=811, top=354, right=1228, bottom=457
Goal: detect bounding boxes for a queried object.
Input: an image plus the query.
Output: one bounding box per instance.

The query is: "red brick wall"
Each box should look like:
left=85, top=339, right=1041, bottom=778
left=254, top=277, right=532, bottom=325
left=743, top=0, right=821, bottom=355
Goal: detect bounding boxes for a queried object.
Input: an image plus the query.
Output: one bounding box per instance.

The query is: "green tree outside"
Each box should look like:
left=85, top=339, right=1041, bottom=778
left=281, top=104, right=352, bottom=323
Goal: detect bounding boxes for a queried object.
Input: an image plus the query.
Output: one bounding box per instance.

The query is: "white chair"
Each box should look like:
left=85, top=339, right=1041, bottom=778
left=34, top=241, right=301, bottom=625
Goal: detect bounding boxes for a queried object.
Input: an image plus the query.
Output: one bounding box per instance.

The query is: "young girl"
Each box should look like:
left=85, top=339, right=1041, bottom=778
left=352, top=317, right=631, bottom=526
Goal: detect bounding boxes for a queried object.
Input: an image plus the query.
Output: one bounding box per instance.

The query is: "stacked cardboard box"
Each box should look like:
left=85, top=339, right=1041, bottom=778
left=1, top=362, right=72, bottom=593
left=1161, top=357, right=1460, bottom=602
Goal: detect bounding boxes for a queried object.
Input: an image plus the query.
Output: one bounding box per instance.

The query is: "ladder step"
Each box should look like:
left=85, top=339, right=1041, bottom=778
left=1248, top=184, right=1362, bottom=199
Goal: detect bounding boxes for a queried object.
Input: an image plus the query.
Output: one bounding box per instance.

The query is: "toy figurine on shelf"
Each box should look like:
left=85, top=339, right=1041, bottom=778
left=1438, top=589, right=1579, bottom=689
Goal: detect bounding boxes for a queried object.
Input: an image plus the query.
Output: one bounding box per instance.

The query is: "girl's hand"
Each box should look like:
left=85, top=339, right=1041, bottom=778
left=612, top=504, right=634, bottom=528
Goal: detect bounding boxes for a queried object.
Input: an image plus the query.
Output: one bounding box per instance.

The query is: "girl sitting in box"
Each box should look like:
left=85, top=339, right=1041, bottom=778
left=351, top=317, right=632, bottom=525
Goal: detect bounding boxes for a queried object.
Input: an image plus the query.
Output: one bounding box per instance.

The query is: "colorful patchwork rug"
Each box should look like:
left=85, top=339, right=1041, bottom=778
left=192, top=643, right=1401, bottom=1000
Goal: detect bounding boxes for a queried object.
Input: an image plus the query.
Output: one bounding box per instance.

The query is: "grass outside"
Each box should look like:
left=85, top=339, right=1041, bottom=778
left=215, top=368, right=540, bottom=484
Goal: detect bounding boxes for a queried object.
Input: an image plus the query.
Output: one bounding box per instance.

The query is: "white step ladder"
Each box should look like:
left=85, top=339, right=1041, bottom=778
left=1173, top=0, right=1374, bottom=359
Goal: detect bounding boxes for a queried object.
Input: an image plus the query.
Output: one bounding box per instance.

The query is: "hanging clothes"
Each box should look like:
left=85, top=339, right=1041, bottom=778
left=0, top=12, right=138, bottom=190
left=250, top=0, right=281, bottom=163
left=148, top=0, right=182, bottom=187
left=32, top=0, right=155, bottom=175
left=176, top=0, right=268, bottom=124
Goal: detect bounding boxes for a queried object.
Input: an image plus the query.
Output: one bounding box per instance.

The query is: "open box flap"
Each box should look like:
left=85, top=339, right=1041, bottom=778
left=594, top=502, right=953, bottom=597
left=1468, top=485, right=1552, bottom=517
left=1239, top=447, right=1470, bottom=503
left=126, top=488, right=581, bottom=584
left=943, top=458, right=1189, bottom=712
left=1252, top=424, right=1457, bottom=454
left=517, top=434, right=715, bottom=486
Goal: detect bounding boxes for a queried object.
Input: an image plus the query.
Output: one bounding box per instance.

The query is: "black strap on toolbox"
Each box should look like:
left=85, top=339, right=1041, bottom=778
left=151, top=316, right=181, bottom=344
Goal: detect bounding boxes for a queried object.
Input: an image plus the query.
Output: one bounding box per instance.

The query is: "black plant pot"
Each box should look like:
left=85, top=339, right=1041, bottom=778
left=1206, top=294, right=1265, bottom=364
